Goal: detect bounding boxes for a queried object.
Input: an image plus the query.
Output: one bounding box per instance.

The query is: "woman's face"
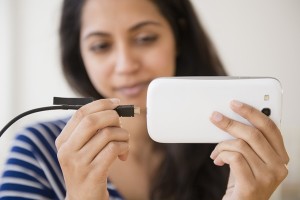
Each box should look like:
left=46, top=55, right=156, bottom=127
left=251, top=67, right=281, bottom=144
left=80, top=0, right=176, bottom=108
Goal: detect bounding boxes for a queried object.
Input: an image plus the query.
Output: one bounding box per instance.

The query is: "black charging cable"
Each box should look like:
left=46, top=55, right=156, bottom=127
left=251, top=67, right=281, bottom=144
left=0, top=97, right=140, bottom=137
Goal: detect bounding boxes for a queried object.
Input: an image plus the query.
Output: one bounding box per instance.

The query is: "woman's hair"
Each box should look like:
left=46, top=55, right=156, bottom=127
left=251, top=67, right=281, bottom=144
left=59, top=0, right=229, bottom=199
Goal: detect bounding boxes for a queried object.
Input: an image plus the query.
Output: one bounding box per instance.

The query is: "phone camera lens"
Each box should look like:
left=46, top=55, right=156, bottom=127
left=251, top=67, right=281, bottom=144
left=261, top=108, right=271, bottom=116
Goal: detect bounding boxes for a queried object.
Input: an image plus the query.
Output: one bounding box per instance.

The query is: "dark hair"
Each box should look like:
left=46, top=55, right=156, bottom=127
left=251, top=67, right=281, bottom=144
left=59, top=0, right=229, bottom=199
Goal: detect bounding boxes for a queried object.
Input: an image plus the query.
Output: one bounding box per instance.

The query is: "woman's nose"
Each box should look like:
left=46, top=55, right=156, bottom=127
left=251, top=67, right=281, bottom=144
left=114, top=45, right=140, bottom=74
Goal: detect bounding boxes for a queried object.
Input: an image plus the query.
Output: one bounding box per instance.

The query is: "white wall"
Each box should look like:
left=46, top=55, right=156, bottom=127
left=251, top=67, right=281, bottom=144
left=0, top=0, right=76, bottom=171
left=0, top=0, right=299, bottom=199
left=0, top=0, right=17, bottom=171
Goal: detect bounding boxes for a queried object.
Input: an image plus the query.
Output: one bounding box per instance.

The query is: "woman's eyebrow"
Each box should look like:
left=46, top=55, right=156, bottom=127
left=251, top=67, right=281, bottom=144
left=83, top=32, right=109, bottom=41
left=129, top=21, right=161, bottom=32
left=83, top=21, right=161, bottom=40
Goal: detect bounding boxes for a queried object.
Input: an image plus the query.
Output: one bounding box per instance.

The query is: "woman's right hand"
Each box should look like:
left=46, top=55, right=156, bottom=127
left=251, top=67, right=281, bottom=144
left=55, top=98, right=130, bottom=200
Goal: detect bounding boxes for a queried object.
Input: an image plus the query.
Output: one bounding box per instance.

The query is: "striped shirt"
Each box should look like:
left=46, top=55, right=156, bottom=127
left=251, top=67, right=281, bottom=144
left=0, top=118, right=123, bottom=200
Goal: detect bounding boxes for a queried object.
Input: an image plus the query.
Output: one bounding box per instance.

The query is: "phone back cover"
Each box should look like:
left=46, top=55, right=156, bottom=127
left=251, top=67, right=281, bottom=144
left=146, top=77, right=282, bottom=143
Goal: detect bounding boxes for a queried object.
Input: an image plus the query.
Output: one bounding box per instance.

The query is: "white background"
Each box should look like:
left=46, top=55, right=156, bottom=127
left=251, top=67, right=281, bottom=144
left=0, top=1, right=299, bottom=199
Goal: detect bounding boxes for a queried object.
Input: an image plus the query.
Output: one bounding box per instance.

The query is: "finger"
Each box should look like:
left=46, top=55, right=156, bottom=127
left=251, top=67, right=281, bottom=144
left=210, top=111, right=279, bottom=164
left=230, top=100, right=289, bottom=164
left=90, top=141, right=130, bottom=180
left=55, top=98, right=120, bottom=149
left=212, top=141, right=289, bottom=186
left=79, top=127, right=130, bottom=163
left=211, top=139, right=264, bottom=175
left=67, top=110, right=120, bottom=151
left=214, top=151, right=255, bottom=186
left=118, top=150, right=129, bottom=161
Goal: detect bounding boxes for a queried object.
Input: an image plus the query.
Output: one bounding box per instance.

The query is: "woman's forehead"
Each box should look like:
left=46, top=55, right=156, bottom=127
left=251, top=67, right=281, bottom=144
left=81, top=0, right=163, bottom=24
left=80, top=0, right=168, bottom=35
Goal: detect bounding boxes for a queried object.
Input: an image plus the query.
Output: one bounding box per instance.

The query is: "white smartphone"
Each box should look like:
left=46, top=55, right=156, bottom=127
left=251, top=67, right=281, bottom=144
left=146, top=77, right=282, bottom=143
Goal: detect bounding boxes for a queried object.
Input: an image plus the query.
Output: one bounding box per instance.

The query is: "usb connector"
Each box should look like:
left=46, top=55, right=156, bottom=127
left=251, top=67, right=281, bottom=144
left=114, top=105, right=140, bottom=117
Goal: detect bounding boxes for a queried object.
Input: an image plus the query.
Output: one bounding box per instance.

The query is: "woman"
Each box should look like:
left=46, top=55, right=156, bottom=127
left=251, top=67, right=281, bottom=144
left=0, top=0, right=289, bottom=199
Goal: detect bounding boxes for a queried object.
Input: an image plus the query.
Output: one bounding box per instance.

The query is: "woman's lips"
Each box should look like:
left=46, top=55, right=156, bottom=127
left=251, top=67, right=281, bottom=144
left=115, top=82, right=149, bottom=97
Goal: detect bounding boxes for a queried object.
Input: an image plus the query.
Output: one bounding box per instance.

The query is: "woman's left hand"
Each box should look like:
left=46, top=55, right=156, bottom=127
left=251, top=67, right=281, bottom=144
left=210, top=100, right=289, bottom=200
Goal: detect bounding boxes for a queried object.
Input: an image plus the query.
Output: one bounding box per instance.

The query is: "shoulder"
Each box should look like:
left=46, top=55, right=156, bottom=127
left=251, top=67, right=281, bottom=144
left=15, top=117, right=70, bottom=145
left=9, top=116, right=71, bottom=162
left=23, top=117, right=70, bottom=136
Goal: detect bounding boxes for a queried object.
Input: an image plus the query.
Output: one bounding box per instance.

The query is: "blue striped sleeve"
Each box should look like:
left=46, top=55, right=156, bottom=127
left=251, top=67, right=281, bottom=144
left=0, top=120, right=67, bottom=200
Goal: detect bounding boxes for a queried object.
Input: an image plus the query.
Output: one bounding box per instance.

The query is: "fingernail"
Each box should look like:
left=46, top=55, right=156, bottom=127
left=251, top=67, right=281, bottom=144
left=231, top=100, right=243, bottom=108
left=110, top=98, right=120, bottom=105
left=211, top=111, right=223, bottom=122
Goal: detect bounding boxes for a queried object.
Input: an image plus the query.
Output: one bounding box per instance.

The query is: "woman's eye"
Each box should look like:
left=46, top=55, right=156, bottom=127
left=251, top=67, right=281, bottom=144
left=136, top=35, right=158, bottom=45
left=90, top=43, right=111, bottom=52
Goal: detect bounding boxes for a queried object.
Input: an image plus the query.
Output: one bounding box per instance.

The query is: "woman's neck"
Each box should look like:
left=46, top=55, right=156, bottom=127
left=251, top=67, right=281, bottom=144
left=121, top=113, right=154, bottom=163
left=108, top=114, right=164, bottom=200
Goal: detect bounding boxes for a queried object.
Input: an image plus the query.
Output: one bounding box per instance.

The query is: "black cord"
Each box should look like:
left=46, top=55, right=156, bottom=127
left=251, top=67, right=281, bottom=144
left=0, top=97, right=140, bottom=138
left=0, top=105, right=140, bottom=138
left=0, top=105, right=81, bottom=137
